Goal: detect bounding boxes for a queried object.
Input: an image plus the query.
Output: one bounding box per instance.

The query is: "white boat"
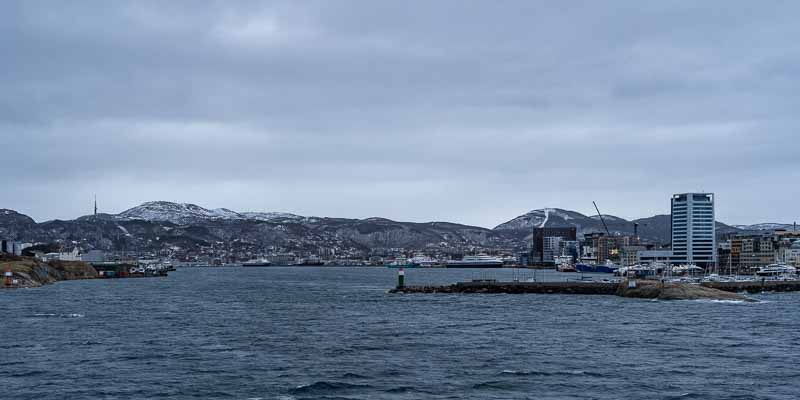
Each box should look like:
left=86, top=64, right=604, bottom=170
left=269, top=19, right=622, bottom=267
left=756, top=264, right=797, bottom=277
left=409, top=255, right=439, bottom=268
left=555, top=256, right=576, bottom=272
left=446, top=254, right=504, bottom=268
left=672, top=264, right=704, bottom=276
left=242, top=259, right=272, bottom=267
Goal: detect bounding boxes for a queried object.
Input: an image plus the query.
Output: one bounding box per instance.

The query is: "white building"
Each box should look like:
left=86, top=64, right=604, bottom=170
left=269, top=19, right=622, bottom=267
left=542, top=236, right=563, bottom=263
left=58, top=247, right=81, bottom=261
left=671, top=193, right=716, bottom=267
left=781, top=244, right=800, bottom=266
left=0, top=240, right=23, bottom=256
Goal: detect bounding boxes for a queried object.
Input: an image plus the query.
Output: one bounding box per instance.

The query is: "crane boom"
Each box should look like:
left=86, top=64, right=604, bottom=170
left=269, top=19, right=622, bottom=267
left=593, top=201, right=611, bottom=236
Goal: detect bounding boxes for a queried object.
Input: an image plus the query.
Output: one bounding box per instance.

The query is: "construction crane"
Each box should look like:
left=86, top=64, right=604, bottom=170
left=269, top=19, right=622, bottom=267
left=592, top=201, right=611, bottom=236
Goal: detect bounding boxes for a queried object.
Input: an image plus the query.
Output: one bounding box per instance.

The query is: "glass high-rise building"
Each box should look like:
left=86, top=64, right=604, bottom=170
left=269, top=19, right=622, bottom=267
left=671, top=193, right=716, bottom=267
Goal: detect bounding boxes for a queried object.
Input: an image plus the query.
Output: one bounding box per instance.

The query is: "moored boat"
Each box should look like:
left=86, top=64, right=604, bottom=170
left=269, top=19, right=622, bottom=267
left=756, top=264, right=797, bottom=277
left=445, top=254, right=504, bottom=268
left=243, top=259, right=272, bottom=267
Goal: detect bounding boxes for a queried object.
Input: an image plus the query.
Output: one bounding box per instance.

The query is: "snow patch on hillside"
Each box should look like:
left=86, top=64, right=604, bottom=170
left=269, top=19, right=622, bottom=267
left=241, top=212, right=306, bottom=222
left=733, top=223, right=794, bottom=231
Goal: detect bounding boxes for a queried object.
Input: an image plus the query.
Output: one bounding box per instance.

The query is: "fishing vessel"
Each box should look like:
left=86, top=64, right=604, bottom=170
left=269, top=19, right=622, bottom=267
left=445, top=254, right=504, bottom=268
left=576, top=260, right=619, bottom=273
left=555, top=256, right=577, bottom=272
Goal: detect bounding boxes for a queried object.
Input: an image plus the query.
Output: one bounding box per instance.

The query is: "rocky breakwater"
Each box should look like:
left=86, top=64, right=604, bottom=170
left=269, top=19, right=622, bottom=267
left=392, top=279, right=756, bottom=301
left=0, top=254, right=98, bottom=288
left=616, top=279, right=755, bottom=302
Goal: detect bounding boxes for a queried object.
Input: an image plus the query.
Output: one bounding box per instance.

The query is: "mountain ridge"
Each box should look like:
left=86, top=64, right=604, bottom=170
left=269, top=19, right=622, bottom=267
left=0, top=202, right=792, bottom=259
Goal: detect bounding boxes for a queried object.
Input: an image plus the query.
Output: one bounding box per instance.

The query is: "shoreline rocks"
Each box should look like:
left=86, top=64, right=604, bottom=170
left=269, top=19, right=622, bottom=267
left=616, top=280, right=755, bottom=302
left=392, top=279, right=757, bottom=302
left=0, top=255, right=98, bottom=289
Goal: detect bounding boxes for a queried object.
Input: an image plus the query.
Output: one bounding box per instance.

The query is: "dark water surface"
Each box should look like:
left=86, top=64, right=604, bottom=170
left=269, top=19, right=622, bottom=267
left=2, top=267, right=799, bottom=399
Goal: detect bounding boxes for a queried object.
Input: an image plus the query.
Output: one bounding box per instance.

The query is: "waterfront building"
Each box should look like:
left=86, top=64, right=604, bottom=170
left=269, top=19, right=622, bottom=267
left=720, top=230, right=800, bottom=272
left=268, top=252, right=296, bottom=265
left=621, top=245, right=647, bottom=266
left=637, top=250, right=673, bottom=265
left=58, top=247, right=82, bottom=261
left=531, top=227, right=577, bottom=264
left=670, top=193, right=716, bottom=268
left=81, top=250, right=106, bottom=263
left=0, top=240, right=24, bottom=256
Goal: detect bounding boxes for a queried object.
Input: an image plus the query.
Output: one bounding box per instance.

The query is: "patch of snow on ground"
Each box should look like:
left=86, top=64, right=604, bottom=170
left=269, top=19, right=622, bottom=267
left=116, top=224, right=131, bottom=237
left=540, top=209, right=550, bottom=228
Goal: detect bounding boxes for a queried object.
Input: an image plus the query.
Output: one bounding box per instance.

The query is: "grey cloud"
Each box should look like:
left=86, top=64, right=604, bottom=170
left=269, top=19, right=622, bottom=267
left=1, top=1, right=799, bottom=227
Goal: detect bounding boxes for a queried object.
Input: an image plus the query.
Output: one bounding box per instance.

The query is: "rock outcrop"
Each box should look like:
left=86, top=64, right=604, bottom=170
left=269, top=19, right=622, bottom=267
left=616, top=280, right=755, bottom=302
left=0, top=255, right=98, bottom=288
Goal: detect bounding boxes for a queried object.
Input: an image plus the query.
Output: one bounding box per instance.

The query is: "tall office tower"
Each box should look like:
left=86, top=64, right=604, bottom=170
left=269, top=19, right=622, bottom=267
left=671, top=193, right=716, bottom=268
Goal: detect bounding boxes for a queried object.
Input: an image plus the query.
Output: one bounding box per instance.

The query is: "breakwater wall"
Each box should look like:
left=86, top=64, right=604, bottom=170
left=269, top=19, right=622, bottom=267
left=391, top=279, right=800, bottom=301
left=391, top=281, right=619, bottom=295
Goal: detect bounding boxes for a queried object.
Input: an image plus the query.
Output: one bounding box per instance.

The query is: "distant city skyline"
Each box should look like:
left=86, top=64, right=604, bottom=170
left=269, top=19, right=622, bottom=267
left=2, top=2, right=798, bottom=227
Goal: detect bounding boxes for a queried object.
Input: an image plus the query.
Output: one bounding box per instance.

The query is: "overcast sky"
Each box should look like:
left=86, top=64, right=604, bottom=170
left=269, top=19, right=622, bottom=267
left=2, top=1, right=798, bottom=228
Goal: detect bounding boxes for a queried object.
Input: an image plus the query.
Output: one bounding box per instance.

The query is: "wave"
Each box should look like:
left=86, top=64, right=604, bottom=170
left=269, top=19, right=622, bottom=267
left=339, top=372, right=371, bottom=379
left=685, top=299, right=758, bottom=305
left=289, top=381, right=373, bottom=395
left=472, top=380, right=517, bottom=390
left=31, top=313, right=85, bottom=318
left=498, top=369, right=606, bottom=378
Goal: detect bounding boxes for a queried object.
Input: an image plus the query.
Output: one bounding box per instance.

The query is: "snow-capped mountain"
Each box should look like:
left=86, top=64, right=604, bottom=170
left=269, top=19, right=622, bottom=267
left=241, top=212, right=307, bottom=223
left=493, top=208, right=606, bottom=231
left=117, top=201, right=247, bottom=224
left=1, top=201, right=791, bottom=257
left=114, top=201, right=310, bottom=225
left=733, top=223, right=797, bottom=231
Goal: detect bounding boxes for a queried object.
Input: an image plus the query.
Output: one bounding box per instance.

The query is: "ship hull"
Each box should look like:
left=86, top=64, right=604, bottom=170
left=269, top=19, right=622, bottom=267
left=445, top=263, right=504, bottom=268
left=576, top=263, right=595, bottom=272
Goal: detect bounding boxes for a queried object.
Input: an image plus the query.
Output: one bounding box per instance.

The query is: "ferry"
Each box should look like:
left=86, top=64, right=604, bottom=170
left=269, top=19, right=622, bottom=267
left=409, top=255, right=439, bottom=268
left=386, top=259, right=418, bottom=269
left=445, top=254, right=504, bottom=268
left=242, top=259, right=272, bottom=267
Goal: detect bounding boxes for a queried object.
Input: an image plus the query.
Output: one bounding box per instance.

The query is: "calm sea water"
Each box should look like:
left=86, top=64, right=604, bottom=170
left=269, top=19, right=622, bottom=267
left=2, top=267, right=799, bottom=399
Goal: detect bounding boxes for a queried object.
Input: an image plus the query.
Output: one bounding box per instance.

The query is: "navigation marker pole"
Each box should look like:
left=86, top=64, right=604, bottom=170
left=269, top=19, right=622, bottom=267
left=4, top=266, right=12, bottom=287
left=397, top=267, right=405, bottom=289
